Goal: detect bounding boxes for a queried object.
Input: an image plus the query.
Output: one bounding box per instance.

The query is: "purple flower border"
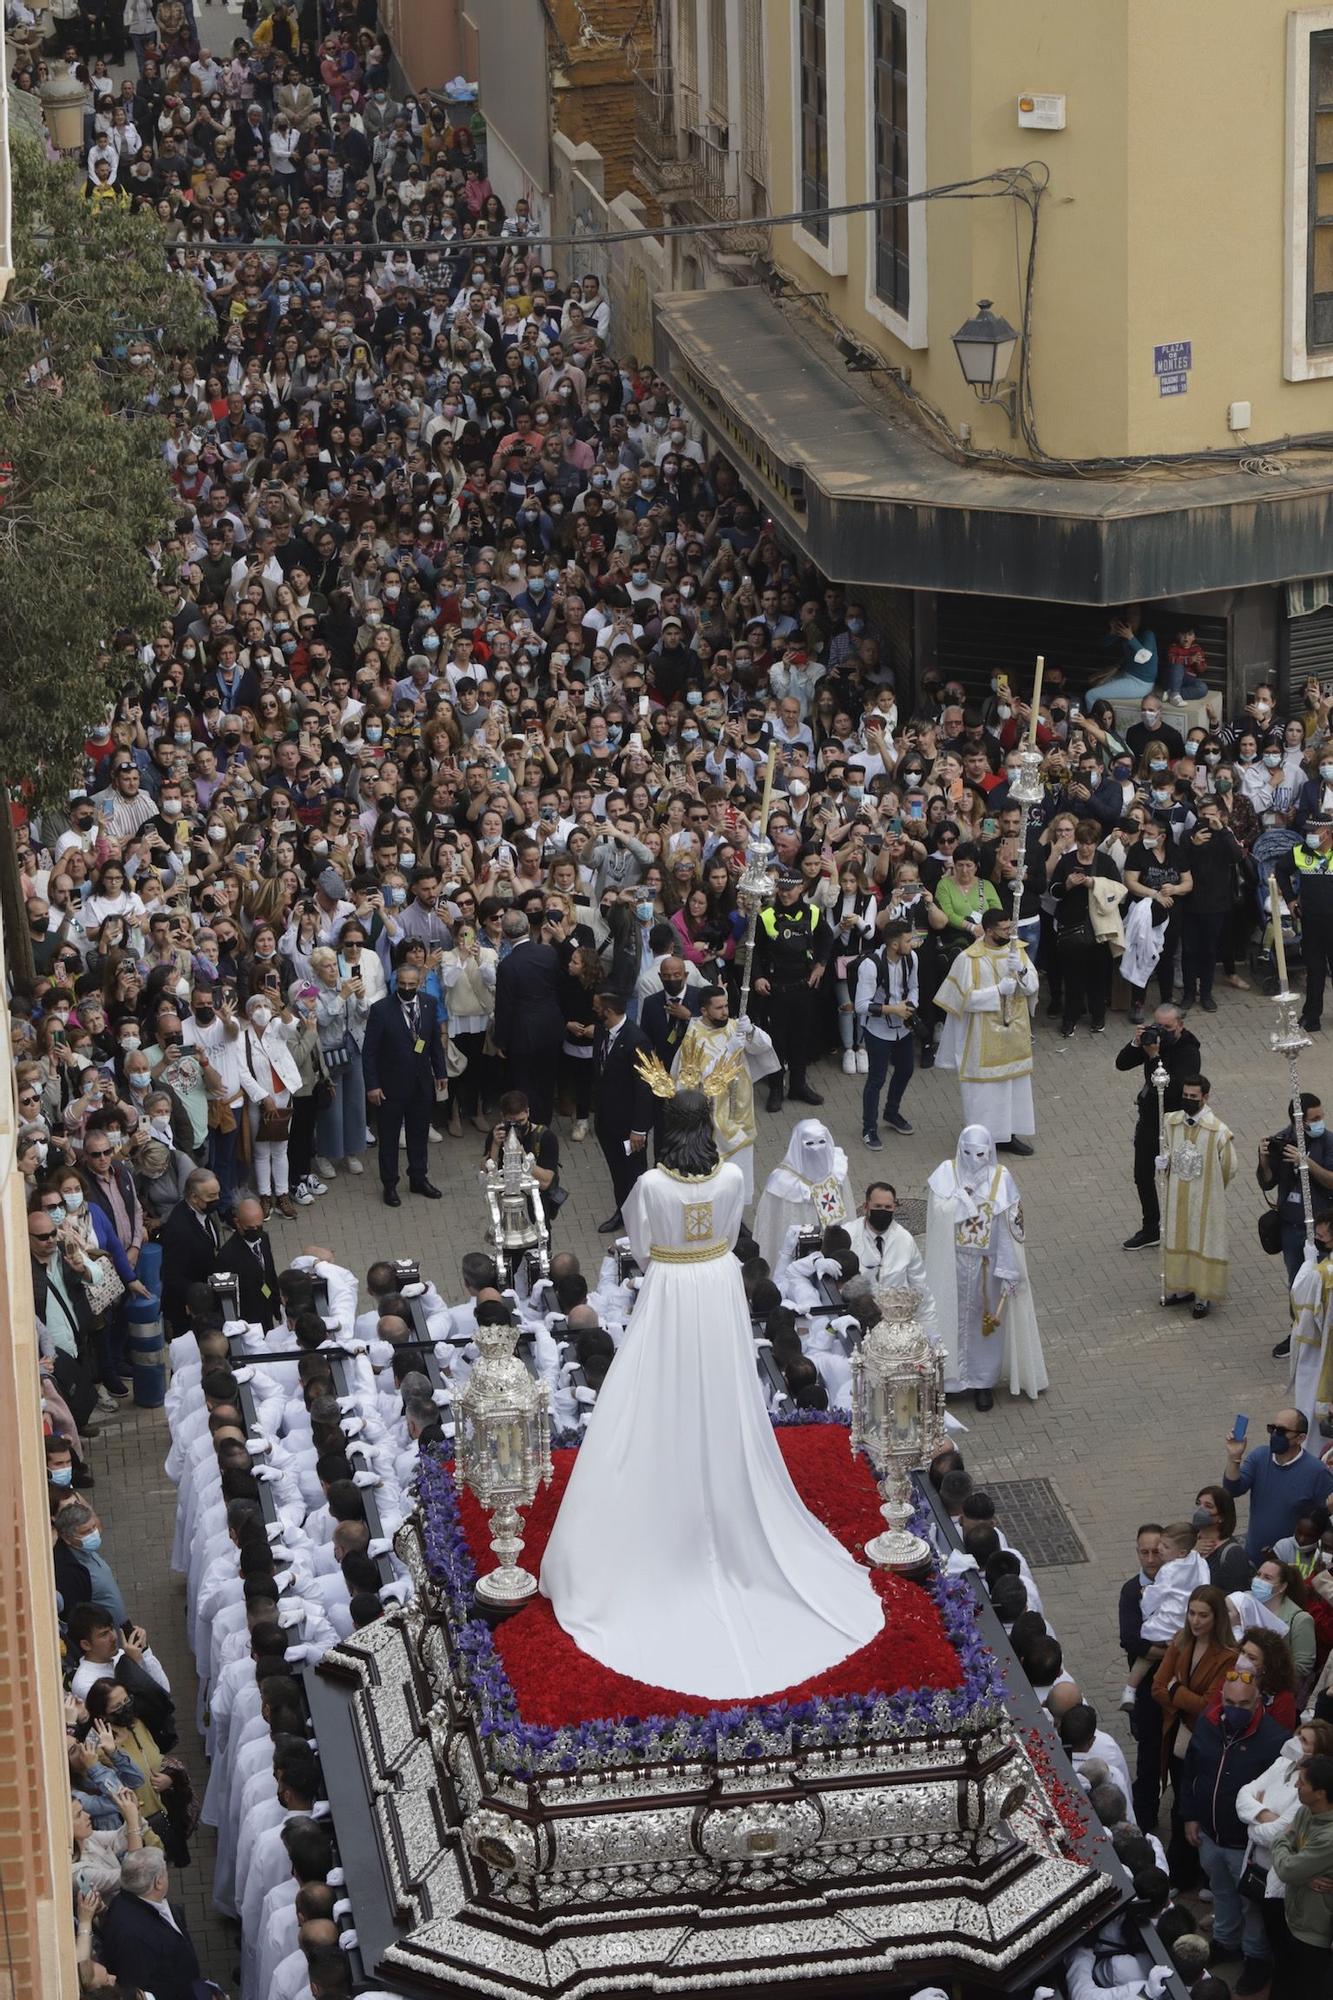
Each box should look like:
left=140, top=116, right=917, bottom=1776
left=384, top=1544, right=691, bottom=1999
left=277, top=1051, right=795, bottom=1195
left=415, top=1421, right=1005, bottom=1780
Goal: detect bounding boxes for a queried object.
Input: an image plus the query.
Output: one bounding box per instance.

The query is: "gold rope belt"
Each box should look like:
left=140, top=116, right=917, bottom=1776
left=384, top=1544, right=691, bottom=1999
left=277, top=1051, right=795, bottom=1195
left=649, top=1240, right=731, bottom=1264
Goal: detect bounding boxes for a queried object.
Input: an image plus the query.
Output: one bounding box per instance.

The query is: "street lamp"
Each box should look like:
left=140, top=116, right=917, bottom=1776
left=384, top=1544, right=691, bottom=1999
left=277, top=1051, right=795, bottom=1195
left=951, top=298, right=1020, bottom=434
left=37, top=60, right=86, bottom=155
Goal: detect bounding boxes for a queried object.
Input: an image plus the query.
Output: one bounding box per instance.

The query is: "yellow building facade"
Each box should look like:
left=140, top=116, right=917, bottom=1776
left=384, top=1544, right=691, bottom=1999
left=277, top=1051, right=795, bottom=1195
left=761, top=0, right=1333, bottom=461
left=651, top=1, right=1333, bottom=696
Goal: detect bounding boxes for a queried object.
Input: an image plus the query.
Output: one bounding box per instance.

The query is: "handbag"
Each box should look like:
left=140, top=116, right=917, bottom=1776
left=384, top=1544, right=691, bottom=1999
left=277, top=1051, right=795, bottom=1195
left=323, top=1034, right=353, bottom=1072
left=1057, top=919, right=1095, bottom=954
left=258, top=1103, right=293, bottom=1142
left=444, top=1039, right=467, bottom=1079
left=1257, top=1197, right=1284, bottom=1255
left=1237, top=1854, right=1269, bottom=1903
left=82, top=1251, right=125, bottom=1317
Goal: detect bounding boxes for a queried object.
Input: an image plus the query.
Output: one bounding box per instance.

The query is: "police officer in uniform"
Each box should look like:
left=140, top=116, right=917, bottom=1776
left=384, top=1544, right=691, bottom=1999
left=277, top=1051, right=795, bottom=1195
left=753, top=869, right=831, bottom=1113
left=1280, top=813, right=1333, bottom=1032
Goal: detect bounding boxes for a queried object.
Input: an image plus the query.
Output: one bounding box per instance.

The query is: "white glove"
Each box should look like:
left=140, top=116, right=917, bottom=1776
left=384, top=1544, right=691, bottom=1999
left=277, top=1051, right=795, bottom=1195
left=1145, top=1969, right=1173, bottom=2000
left=1305, top=1242, right=1321, bottom=1264
left=737, top=1014, right=754, bottom=1039
left=997, top=976, right=1017, bottom=997
left=1154, top=1154, right=1168, bottom=1174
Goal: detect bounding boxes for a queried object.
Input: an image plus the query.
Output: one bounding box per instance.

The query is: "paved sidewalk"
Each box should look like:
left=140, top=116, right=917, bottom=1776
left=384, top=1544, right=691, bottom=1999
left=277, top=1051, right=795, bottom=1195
left=93, top=978, right=1304, bottom=1978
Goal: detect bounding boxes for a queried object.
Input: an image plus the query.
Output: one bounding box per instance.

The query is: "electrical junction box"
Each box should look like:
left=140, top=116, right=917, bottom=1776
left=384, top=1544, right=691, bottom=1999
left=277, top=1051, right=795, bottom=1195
left=1018, top=93, right=1066, bottom=130
left=1228, top=401, right=1252, bottom=432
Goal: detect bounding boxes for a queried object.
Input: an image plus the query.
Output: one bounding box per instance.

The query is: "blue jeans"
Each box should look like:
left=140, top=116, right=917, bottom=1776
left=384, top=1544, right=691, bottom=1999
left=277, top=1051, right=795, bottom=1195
left=317, top=1048, right=366, bottom=1165
left=1164, top=657, right=1209, bottom=699
left=208, top=1121, right=238, bottom=1215
left=862, top=1032, right=914, bottom=1133
left=1199, top=1831, right=1271, bottom=1962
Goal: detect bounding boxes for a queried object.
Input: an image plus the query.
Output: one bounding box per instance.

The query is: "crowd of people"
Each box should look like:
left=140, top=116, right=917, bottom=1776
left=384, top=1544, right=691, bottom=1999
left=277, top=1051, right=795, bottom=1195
left=13, top=0, right=1333, bottom=1993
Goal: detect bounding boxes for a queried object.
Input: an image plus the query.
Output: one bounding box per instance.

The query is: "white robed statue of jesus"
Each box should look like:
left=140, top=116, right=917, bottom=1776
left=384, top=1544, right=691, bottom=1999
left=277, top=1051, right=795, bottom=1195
left=540, top=1056, right=882, bottom=1700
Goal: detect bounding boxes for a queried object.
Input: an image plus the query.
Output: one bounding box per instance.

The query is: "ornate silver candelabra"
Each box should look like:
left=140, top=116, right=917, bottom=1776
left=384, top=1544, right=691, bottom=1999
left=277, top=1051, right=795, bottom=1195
left=480, top=1125, right=551, bottom=1283
left=849, top=1285, right=946, bottom=1570
left=455, top=1316, right=553, bottom=1606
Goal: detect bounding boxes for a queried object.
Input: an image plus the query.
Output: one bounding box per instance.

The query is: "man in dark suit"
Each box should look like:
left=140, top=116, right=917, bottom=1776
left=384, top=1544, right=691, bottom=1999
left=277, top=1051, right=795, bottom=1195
left=492, top=908, right=566, bottom=1125
left=591, top=989, right=655, bottom=1234
left=362, top=958, right=447, bottom=1206
left=28, top=1211, right=100, bottom=1434
left=213, top=1195, right=281, bottom=1328
left=98, top=1847, right=201, bottom=2000
left=157, top=1168, right=223, bottom=1332
left=639, top=953, right=701, bottom=1068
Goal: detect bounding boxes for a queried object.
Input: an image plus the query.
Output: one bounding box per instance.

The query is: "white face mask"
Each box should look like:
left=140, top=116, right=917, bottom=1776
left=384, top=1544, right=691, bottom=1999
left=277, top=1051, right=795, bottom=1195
left=1281, top=1737, right=1307, bottom=1763
left=250, top=1004, right=271, bottom=1030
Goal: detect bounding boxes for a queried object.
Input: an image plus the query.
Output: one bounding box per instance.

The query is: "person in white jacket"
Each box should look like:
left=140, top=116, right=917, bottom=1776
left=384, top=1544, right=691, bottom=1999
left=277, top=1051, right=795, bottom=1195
left=240, top=994, right=305, bottom=1215
left=1235, top=1717, right=1333, bottom=1910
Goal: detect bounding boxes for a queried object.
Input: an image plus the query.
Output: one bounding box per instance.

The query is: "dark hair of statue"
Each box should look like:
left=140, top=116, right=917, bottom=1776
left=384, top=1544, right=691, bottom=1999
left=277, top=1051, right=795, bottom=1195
left=657, top=1088, right=719, bottom=1176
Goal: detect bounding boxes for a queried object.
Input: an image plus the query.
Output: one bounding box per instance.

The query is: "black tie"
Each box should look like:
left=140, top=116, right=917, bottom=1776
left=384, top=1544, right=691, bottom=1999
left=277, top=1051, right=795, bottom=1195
left=873, top=1233, right=884, bottom=1263
left=404, top=998, right=418, bottom=1035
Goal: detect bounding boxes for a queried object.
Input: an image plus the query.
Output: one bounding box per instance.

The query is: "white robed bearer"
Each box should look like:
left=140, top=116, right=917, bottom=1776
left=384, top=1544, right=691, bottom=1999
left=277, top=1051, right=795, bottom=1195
left=755, top=1119, right=853, bottom=1271
left=1289, top=1214, right=1333, bottom=1442
left=1157, top=1075, right=1235, bottom=1319
left=671, top=985, right=779, bottom=1203
left=924, top=1125, right=1047, bottom=1411
left=934, top=908, right=1038, bottom=1153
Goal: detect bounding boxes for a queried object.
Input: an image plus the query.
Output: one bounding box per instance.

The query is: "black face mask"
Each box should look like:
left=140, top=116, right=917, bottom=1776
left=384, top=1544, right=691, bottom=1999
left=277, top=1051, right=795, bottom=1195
left=866, top=1208, right=895, bottom=1231
left=239, top=1226, right=264, bottom=1244
left=662, top=979, right=685, bottom=997
left=194, top=1005, right=215, bottom=1024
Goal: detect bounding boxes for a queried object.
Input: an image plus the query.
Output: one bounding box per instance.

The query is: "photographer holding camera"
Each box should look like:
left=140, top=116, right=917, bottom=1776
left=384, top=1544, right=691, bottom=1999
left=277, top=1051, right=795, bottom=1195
left=1114, top=1003, right=1203, bottom=1250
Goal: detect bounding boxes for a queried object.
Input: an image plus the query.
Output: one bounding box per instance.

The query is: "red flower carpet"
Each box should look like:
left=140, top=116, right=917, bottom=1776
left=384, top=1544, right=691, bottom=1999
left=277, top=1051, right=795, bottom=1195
left=455, top=1427, right=962, bottom=1727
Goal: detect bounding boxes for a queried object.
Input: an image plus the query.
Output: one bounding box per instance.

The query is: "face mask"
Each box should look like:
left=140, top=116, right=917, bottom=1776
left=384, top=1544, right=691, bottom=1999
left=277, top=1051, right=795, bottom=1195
left=48, top=1203, right=66, bottom=1224
left=120, top=1034, right=140, bottom=1052
left=1250, top=1578, right=1275, bottom=1602
left=1222, top=1703, right=1252, bottom=1730
left=250, top=1005, right=272, bottom=1029
left=1254, top=703, right=1272, bottom=718
left=1311, top=1121, right=1327, bottom=1139
left=79, top=1529, right=103, bottom=1554
left=1264, top=752, right=1282, bottom=768
left=398, top=850, right=415, bottom=868
left=866, top=1208, right=894, bottom=1231
left=50, top=1466, right=73, bottom=1488
left=1281, top=1737, right=1306, bottom=1764
left=239, top=1225, right=264, bottom=1244
left=64, top=1190, right=84, bottom=1211
left=208, top=824, right=225, bottom=843
left=194, top=1004, right=215, bottom=1024
left=1149, top=760, right=1168, bottom=774
left=366, top=726, right=383, bottom=744
left=1269, top=1428, right=1291, bottom=1453
left=635, top=901, right=654, bottom=923
left=129, top=1072, right=150, bottom=1091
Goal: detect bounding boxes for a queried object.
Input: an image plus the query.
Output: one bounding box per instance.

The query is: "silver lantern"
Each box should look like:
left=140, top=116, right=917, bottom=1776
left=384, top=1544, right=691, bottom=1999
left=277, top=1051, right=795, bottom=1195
left=455, top=1316, right=553, bottom=1605
left=849, top=1285, right=942, bottom=1570
left=480, top=1125, right=551, bottom=1285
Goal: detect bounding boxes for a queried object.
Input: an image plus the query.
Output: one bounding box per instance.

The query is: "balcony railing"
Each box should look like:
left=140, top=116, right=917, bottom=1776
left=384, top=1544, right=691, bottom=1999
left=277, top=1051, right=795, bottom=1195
left=634, top=71, right=696, bottom=192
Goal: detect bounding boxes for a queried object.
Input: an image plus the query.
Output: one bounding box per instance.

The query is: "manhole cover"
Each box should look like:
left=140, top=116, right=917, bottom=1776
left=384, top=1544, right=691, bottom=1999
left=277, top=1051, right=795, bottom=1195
left=894, top=1195, right=926, bottom=1236
left=981, top=1478, right=1089, bottom=1568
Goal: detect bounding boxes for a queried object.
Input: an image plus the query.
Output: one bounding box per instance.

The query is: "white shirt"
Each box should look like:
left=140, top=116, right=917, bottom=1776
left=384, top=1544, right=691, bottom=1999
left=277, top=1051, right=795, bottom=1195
left=71, top=1644, right=171, bottom=1701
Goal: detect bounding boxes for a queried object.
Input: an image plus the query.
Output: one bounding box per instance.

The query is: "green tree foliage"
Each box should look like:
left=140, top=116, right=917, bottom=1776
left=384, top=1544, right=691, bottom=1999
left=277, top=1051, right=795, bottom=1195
left=0, top=131, right=210, bottom=801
